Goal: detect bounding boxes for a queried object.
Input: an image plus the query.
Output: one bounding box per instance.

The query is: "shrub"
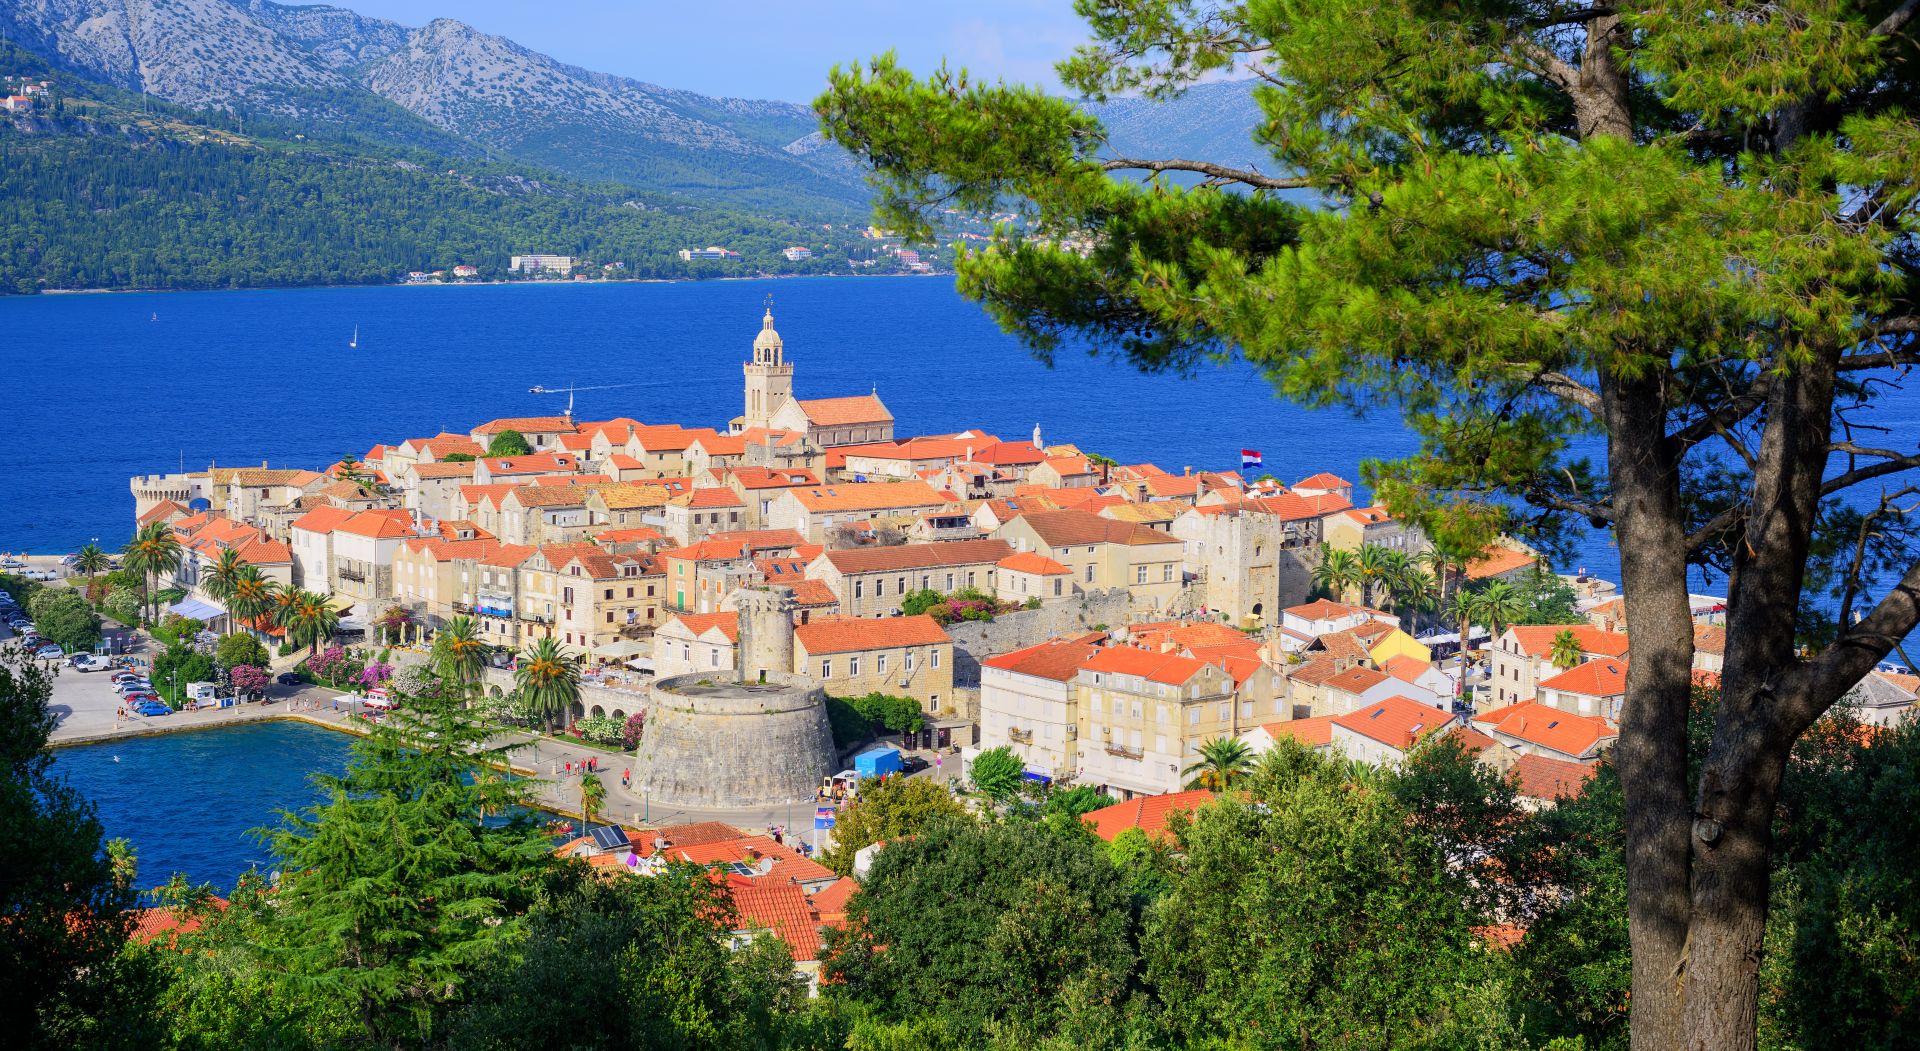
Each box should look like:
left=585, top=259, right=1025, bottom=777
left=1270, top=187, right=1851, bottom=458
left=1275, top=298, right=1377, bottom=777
left=621, top=712, right=646, bottom=750
left=229, top=664, right=270, bottom=698
left=28, top=589, right=101, bottom=654
left=215, top=632, right=270, bottom=671
left=575, top=715, right=625, bottom=747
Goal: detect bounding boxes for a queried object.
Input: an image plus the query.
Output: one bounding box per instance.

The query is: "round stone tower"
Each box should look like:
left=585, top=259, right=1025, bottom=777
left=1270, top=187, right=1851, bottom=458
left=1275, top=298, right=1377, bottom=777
left=631, top=671, right=834, bottom=808
left=734, top=585, right=796, bottom=684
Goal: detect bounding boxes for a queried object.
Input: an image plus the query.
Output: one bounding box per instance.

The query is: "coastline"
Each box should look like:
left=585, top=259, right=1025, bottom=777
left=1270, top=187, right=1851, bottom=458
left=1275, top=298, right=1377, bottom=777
left=24, top=270, right=949, bottom=298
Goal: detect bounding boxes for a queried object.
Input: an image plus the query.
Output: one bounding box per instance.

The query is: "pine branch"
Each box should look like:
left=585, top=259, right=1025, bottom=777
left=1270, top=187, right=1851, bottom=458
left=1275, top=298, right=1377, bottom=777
left=1099, top=157, right=1315, bottom=191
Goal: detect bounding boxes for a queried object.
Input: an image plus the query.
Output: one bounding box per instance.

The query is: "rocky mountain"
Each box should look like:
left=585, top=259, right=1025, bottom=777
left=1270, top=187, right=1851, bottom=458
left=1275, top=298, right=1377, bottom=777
left=1, top=0, right=1283, bottom=217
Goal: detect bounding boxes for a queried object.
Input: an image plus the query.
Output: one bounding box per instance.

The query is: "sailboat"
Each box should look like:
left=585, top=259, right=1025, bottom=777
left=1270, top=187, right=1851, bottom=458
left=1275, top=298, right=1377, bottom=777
left=348, top=325, right=359, bottom=349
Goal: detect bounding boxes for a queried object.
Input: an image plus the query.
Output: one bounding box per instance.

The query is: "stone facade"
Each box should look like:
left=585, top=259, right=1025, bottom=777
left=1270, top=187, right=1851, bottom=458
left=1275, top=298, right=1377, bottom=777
left=631, top=672, right=835, bottom=808
left=946, top=588, right=1135, bottom=687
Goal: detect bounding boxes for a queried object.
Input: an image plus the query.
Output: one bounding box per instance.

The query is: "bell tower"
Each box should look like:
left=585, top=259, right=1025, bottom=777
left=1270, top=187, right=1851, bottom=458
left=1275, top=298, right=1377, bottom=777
left=740, top=298, right=794, bottom=432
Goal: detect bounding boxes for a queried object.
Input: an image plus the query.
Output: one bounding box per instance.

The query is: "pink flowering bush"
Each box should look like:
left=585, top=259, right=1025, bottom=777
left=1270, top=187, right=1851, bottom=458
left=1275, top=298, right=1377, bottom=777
left=622, top=712, right=646, bottom=750
left=307, top=645, right=348, bottom=680
left=353, top=662, right=393, bottom=689
left=229, top=664, right=269, bottom=698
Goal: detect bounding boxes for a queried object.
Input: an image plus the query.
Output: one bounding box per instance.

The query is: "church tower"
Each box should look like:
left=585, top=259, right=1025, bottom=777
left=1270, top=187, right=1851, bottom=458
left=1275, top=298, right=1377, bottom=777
left=738, top=304, right=794, bottom=432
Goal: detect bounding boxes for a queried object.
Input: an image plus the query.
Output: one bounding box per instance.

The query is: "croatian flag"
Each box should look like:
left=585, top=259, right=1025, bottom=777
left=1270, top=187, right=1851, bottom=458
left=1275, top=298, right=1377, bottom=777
left=1241, top=449, right=1263, bottom=470
left=814, top=806, right=836, bottom=831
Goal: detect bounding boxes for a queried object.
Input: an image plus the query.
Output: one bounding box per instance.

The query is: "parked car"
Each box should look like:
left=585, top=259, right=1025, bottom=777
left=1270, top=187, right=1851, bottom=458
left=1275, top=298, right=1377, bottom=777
left=34, top=644, right=64, bottom=660
left=115, top=681, right=154, bottom=696
left=70, top=655, right=110, bottom=672
left=132, top=700, right=172, bottom=717
left=0, top=558, right=25, bottom=570
left=276, top=672, right=303, bottom=686
left=110, top=671, right=144, bottom=683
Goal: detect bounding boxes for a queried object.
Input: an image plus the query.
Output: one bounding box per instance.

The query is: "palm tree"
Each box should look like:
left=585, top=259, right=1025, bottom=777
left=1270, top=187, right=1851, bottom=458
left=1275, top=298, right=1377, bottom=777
left=283, top=590, right=340, bottom=656
left=266, top=581, right=301, bottom=642
left=202, top=547, right=246, bottom=606
left=1414, top=549, right=1454, bottom=630
left=1355, top=544, right=1395, bottom=609
left=579, top=771, right=606, bottom=827
left=73, top=543, right=110, bottom=601
left=119, top=522, right=181, bottom=625
left=1183, top=736, right=1255, bottom=791
left=1470, top=580, right=1528, bottom=642
left=435, top=615, right=489, bottom=688
left=226, top=566, right=276, bottom=636
left=1548, top=628, right=1584, bottom=671
left=514, top=636, right=581, bottom=732
left=1312, top=548, right=1362, bottom=603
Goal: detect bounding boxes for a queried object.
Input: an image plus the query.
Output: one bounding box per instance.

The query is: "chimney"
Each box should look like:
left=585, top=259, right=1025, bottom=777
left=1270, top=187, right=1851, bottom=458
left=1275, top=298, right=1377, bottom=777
left=1184, top=466, right=1192, bottom=476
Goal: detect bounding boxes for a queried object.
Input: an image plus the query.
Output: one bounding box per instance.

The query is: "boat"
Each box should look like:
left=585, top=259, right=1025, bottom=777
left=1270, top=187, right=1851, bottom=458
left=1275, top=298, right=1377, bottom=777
left=348, top=325, right=359, bottom=349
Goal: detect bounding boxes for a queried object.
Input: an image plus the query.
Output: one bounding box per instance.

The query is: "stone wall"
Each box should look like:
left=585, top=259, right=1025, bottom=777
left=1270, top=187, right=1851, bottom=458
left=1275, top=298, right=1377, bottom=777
left=631, top=672, right=834, bottom=808
left=949, top=588, right=1136, bottom=686
left=477, top=666, right=645, bottom=724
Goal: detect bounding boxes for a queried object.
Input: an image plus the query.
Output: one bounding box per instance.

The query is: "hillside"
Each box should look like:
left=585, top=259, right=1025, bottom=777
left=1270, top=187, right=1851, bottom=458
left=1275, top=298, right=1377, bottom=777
left=0, top=51, right=916, bottom=294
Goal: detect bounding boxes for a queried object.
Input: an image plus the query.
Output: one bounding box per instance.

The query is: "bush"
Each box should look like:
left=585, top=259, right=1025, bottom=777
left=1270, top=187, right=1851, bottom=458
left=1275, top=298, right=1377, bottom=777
left=229, top=664, right=270, bottom=698
left=969, top=746, right=1024, bottom=801
left=216, top=633, right=270, bottom=671
left=103, top=588, right=141, bottom=626
left=575, top=715, right=625, bottom=747
left=899, top=588, right=943, bottom=617
left=28, top=589, right=101, bottom=654
left=621, top=712, right=646, bottom=750
left=827, top=693, right=925, bottom=747
left=277, top=641, right=299, bottom=657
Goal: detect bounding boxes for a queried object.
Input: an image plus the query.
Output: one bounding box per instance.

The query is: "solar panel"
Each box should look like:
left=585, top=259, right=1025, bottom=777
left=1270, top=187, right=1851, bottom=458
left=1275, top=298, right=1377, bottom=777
left=588, top=825, right=630, bottom=851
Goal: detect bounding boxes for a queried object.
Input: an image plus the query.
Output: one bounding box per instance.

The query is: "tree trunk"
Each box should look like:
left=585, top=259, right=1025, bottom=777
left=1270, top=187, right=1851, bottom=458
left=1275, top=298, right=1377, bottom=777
left=1601, top=370, right=1697, bottom=1051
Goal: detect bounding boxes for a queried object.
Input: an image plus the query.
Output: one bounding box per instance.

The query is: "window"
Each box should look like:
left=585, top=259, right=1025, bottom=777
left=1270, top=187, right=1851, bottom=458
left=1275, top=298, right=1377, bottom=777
left=605, top=611, right=614, bottom=624
left=1241, top=701, right=1253, bottom=719
left=1053, top=578, right=1063, bottom=597
left=682, top=644, right=690, bottom=661
left=1189, top=707, right=1201, bottom=725
left=944, top=572, right=955, bottom=590
left=1219, top=702, right=1230, bottom=721
left=1136, top=565, right=1148, bottom=584
left=1131, top=701, right=1142, bottom=719
left=603, top=588, right=613, bottom=600
left=821, top=659, right=832, bottom=678
left=849, top=656, right=860, bottom=676
left=1163, top=564, right=1175, bottom=582
left=626, top=587, right=634, bottom=598
left=1112, top=697, right=1124, bottom=716
left=1085, top=565, right=1095, bottom=583
left=906, top=651, right=916, bottom=671
left=711, top=648, right=720, bottom=667
left=877, top=654, right=888, bottom=675
left=875, top=579, right=884, bottom=597
left=898, top=575, right=907, bottom=594
left=563, top=586, right=575, bottom=604
left=931, top=649, right=939, bottom=668
left=854, top=579, right=863, bottom=599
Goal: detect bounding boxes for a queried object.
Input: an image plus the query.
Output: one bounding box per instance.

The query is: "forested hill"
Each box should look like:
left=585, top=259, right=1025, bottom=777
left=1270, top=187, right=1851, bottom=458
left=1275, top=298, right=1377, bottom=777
left=0, top=53, right=907, bottom=294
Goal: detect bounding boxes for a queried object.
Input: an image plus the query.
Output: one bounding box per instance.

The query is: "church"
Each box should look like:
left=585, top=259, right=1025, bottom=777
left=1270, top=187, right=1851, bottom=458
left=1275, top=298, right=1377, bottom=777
left=731, top=305, right=896, bottom=448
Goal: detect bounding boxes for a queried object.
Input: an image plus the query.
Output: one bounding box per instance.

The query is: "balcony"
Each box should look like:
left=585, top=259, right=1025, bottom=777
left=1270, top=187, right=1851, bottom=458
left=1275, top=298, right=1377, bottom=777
left=517, top=612, right=551, bottom=625
left=338, top=567, right=368, bottom=584
left=1007, top=727, right=1033, bottom=745
left=1104, top=743, right=1144, bottom=760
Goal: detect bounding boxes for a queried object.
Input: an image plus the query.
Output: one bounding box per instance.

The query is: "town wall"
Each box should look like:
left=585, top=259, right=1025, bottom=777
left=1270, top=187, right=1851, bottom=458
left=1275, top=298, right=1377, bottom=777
left=949, top=588, right=1135, bottom=686
left=631, top=671, right=834, bottom=808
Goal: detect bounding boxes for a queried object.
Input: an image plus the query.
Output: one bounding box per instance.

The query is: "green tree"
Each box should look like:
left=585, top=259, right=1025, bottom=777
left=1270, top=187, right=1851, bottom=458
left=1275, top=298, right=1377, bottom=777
left=485, top=430, right=533, bottom=457
left=967, top=745, right=1024, bottom=801
left=1386, top=735, right=1532, bottom=918
left=72, top=544, right=110, bottom=600
left=819, top=775, right=970, bottom=876
left=830, top=817, right=1135, bottom=1038
left=279, top=590, right=339, bottom=656
left=119, top=521, right=180, bottom=624
left=201, top=547, right=246, bottom=606
left=1146, top=748, right=1501, bottom=1046
left=26, top=589, right=101, bottom=654
left=578, top=771, right=605, bottom=826
left=898, top=588, right=943, bottom=617
left=1549, top=629, right=1585, bottom=672
left=225, top=566, right=276, bottom=636
left=434, top=615, right=490, bottom=688
left=1181, top=736, right=1253, bottom=791
left=1311, top=547, right=1362, bottom=603
left=0, top=649, right=161, bottom=1048
left=215, top=632, right=270, bottom=671
left=1469, top=580, right=1528, bottom=644
left=262, top=666, right=553, bottom=1046
left=818, top=8, right=1920, bottom=1042
left=514, top=636, right=581, bottom=732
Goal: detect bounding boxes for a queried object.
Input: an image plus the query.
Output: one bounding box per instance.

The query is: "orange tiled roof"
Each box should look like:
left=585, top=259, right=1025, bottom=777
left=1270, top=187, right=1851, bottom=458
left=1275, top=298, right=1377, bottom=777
left=1694, top=623, right=1726, bottom=656
left=794, top=614, right=951, bottom=655
left=480, top=451, right=579, bottom=475
left=1295, top=472, right=1352, bottom=489
left=289, top=505, right=356, bottom=534
left=1083, top=790, right=1215, bottom=842
left=1474, top=700, right=1617, bottom=759
left=1506, top=624, right=1630, bottom=659
left=787, top=579, right=840, bottom=608
left=1012, top=508, right=1182, bottom=548
left=1333, top=695, right=1451, bottom=751
left=809, top=876, right=860, bottom=920
left=1263, top=716, right=1335, bottom=748
left=725, top=876, right=827, bottom=962
left=1538, top=658, right=1629, bottom=697
left=996, top=551, right=1071, bottom=575
left=1467, top=543, right=1539, bottom=580
left=1509, top=753, right=1597, bottom=801
left=982, top=637, right=1104, bottom=682
left=797, top=394, right=893, bottom=426
left=473, top=416, right=574, bottom=434
left=668, top=611, right=740, bottom=643
left=1078, top=646, right=1214, bottom=686
left=1381, top=654, right=1434, bottom=683
left=674, top=487, right=745, bottom=509
left=410, top=460, right=479, bottom=480
left=823, top=538, right=1012, bottom=575
left=137, top=500, right=187, bottom=525
left=1285, top=598, right=1364, bottom=622
left=1325, top=665, right=1391, bottom=695
left=335, top=510, right=417, bottom=539
left=788, top=481, right=947, bottom=513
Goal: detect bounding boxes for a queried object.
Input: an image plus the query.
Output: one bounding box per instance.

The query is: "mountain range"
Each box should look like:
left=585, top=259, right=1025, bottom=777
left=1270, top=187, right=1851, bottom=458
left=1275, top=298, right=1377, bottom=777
left=1, top=0, right=1266, bottom=217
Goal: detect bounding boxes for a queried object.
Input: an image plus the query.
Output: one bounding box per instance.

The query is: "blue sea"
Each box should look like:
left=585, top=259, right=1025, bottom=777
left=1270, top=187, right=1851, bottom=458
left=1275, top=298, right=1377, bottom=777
left=52, top=721, right=354, bottom=891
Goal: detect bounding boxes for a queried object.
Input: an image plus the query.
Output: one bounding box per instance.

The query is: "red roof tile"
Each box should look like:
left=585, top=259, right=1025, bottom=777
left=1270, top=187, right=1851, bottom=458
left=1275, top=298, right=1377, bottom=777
left=1509, top=753, right=1597, bottom=801
left=795, top=615, right=951, bottom=655
left=1332, top=695, right=1451, bottom=751
left=1084, top=790, right=1215, bottom=842
left=982, top=637, right=1104, bottom=682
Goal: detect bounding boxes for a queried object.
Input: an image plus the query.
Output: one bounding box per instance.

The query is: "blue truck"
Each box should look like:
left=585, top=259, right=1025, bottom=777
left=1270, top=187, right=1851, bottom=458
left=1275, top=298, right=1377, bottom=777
left=852, top=746, right=905, bottom=781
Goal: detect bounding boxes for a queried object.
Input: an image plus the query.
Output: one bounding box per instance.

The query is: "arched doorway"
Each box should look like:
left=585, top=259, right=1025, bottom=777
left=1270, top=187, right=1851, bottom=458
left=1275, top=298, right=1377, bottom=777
left=590, top=704, right=605, bottom=719
left=569, top=701, right=585, bottom=722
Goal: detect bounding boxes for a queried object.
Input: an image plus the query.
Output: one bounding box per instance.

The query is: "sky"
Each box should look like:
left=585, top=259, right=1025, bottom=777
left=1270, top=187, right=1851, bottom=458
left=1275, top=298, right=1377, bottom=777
left=335, top=1, right=1091, bottom=103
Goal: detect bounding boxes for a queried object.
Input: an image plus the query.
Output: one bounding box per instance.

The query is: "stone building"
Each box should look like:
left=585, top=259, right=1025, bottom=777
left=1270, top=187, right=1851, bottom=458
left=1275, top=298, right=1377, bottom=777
left=805, top=538, right=1014, bottom=617
left=978, top=636, right=1104, bottom=779
left=793, top=615, right=955, bottom=714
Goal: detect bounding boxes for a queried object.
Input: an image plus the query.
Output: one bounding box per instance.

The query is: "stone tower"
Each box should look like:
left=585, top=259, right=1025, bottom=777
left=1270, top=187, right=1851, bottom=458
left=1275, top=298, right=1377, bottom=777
left=733, top=585, right=797, bottom=683
left=740, top=307, right=794, bottom=431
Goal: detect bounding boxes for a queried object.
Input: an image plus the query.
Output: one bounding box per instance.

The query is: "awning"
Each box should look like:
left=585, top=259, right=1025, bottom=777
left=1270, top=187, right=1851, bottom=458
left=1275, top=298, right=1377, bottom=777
left=595, top=639, right=649, bottom=659
left=167, top=598, right=224, bottom=621
left=326, top=595, right=356, bottom=614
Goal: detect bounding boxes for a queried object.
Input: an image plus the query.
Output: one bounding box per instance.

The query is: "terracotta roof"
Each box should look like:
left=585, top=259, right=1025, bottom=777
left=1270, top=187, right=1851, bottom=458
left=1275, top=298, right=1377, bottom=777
left=1694, top=623, right=1726, bottom=656
left=289, top=505, right=356, bottom=534
left=797, top=394, right=893, bottom=426
left=1338, top=505, right=1394, bottom=525
left=1129, top=621, right=1253, bottom=652
left=1286, top=657, right=1347, bottom=687
left=1307, top=631, right=1373, bottom=662
left=667, top=611, right=740, bottom=643
left=1381, top=655, right=1434, bottom=683
left=480, top=452, right=579, bottom=475
left=971, top=440, right=1047, bottom=466
left=592, top=526, right=666, bottom=545
left=982, top=637, right=1104, bottom=682
left=1230, top=491, right=1355, bottom=521
left=335, top=510, right=418, bottom=539
left=1474, top=701, right=1617, bottom=760
left=786, top=579, right=840, bottom=607
left=1332, top=695, right=1451, bottom=751
left=630, top=821, right=752, bottom=856
left=473, top=416, right=574, bottom=434
left=1078, top=646, right=1215, bottom=687
left=794, top=614, right=951, bottom=655
left=996, top=551, right=1071, bottom=575
left=1294, top=472, right=1353, bottom=489
left=507, top=485, right=598, bottom=508
left=1449, top=726, right=1500, bottom=754
left=410, top=461, right=479, bottom=480
left=1348, top=619, right=1396, bottom=643
left=1509, top=754, right=1597, bottom=801
left=673, top=487, right=745, bottom=509
left=1506, top=624, right=1631, bottom=659
left=629, top=425, right=717, bottom=452
left=594, top=483, right=676, bottom=510
left=531, top=473, right=610, bottom=487
left=480, top=544, right=539, bottom=569
left=1285, top=598, right=1364, bottom=622
left=137, top=500, right=187, bottom=525
left=787, top=481, right=947, bottom=513
left=1467, top=543, right=1539, bottom=580
left=823, top=538, right=1012, bottom=575
left=1262, top=716, right=1334, bottom=748
left=808, top=876, right=860, bottom=920
left=725, top=876, right=826, bottom=962
left=1010, top=508, right=1182, bottom=549
left=1324, top=666, right=1391, bottom=695
left=669, top=834, right=835, bottom=887
left=725, top=467, right=819, bottom=489
left=1083, top=790, right=1215, bottom=842
left=1539, top=658, right=1629, bottom=698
